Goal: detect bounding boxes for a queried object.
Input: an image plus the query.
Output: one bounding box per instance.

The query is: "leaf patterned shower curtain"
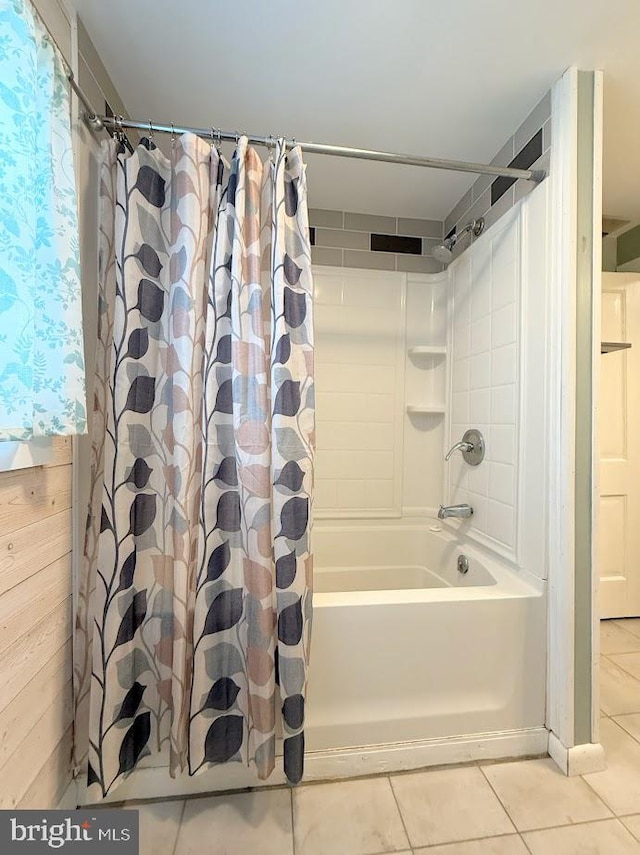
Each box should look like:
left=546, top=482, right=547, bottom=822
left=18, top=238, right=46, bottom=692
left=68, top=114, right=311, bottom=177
left=75, top=133, right=314, bottom=798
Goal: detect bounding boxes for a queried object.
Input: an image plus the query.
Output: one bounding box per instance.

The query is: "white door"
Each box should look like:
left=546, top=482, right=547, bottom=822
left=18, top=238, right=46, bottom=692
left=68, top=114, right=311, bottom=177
left=599, top=272, right=640, bottom=618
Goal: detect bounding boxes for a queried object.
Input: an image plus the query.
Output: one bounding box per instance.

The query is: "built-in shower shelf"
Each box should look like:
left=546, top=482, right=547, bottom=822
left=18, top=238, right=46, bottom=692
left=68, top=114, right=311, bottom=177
left=408, top=346, right=447, bottom=356
left=406, top=404, right=446, bottom=415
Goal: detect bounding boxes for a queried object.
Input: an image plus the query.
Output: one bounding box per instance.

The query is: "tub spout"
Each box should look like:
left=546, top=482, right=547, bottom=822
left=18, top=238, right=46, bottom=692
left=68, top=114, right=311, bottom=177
left=438, top=504, right=474, bottom=520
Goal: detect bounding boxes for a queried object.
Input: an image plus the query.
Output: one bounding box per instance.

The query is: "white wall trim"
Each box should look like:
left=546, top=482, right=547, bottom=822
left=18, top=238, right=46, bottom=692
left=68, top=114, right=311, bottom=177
left=590, top=70, right=604, bottom=744
left=548, top=732, right=606, bottom=776
left=82, top=727, right=549, bottom=805
left=546, top=66, right=603, bottom=758
left=547, top=66, right=579, bottom=749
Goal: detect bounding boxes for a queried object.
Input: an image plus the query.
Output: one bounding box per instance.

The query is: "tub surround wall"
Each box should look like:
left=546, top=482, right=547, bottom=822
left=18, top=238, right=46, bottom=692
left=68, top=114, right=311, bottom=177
left=446, top=181, right=550, bottom=575
left=314, top=267, right=448, bottom=519
left=314, top=269, right=406, bottom=516
left=447, top=206, right=522, bottom=553
left=444, top=91, right=552, bottom=260
left=310, top=209, right=444, bottom=274
left=402, top=275, right=448, bottom=515
left=314, top=181, right=551, bottom=563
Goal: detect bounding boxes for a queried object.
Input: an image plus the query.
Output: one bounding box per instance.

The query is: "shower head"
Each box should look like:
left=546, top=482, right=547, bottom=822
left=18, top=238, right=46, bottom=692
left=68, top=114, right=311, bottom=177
left=432, top=243, right=453, bottom=264
left=433, top=217, right=485, bottom=267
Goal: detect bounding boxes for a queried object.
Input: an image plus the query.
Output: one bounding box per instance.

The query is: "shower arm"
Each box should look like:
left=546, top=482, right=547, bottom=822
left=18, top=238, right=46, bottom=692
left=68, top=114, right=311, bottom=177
left=447, top=218, right=486, bottom=249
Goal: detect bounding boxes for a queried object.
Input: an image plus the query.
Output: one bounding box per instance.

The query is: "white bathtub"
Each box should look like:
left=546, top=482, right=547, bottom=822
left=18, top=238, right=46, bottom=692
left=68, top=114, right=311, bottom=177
left=90, top=522, right=548, bottom=803
left=306, top=523, right=547, bottom=754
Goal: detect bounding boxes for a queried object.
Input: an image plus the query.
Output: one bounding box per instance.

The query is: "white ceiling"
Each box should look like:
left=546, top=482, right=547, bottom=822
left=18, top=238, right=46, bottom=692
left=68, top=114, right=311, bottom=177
left=72, top=0, right=640, bottom=221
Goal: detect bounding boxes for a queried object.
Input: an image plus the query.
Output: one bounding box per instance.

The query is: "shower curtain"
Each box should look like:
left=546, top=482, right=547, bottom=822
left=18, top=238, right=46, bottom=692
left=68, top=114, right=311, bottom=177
left=75, top=133, right=314, bottom=798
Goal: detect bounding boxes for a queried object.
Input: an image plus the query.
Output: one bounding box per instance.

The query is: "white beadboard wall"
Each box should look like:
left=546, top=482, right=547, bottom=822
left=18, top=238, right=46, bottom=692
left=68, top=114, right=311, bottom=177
left=314, top=268, right=406, bottom=516
left=446, top=181, right=550, bottom=571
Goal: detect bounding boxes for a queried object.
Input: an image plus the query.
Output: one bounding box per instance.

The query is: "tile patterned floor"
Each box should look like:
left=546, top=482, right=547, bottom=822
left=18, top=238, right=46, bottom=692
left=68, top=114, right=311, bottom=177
left=119, top=619, right=640, bottom=854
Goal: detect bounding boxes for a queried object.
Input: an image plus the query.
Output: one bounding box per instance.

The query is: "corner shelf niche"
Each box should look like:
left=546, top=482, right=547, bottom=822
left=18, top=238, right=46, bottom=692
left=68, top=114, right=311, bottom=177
left=409, top=345, right=447, bottom=357
left=406, top=404, right=446, bottom=415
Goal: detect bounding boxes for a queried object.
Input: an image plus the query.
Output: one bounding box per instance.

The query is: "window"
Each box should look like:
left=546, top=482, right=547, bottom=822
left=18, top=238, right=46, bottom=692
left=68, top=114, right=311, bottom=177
left=0, top=0, right=86, bottom=457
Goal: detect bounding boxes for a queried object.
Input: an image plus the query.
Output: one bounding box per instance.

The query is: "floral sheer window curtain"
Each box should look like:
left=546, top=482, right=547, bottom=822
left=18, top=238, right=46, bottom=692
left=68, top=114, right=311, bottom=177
left=0, top=0, right=86, bottom=441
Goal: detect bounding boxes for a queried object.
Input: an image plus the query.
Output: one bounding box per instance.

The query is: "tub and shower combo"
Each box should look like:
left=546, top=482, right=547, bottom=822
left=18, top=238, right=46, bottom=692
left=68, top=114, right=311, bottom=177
left=100, top=193, right=550, bottom=801
left=304, top=193, right=550, bottom=778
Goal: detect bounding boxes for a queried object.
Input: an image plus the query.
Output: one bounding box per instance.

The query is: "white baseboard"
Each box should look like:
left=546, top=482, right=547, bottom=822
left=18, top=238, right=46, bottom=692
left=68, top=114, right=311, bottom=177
left=56, top=777, right=79, bottom=810
left=548, top=731, right=606, bottom=776
left=81, top=727, right=549, bottom=805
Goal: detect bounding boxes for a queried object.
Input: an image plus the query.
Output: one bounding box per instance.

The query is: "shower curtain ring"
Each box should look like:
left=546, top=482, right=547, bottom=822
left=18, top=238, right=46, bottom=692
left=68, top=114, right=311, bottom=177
left=170, top=122, right=176, bottom=145
left=267, top=135, right=275, bottom=162
left=115, top=114, right=124, bottom=142
left=148, top=119, right=154, bottom=140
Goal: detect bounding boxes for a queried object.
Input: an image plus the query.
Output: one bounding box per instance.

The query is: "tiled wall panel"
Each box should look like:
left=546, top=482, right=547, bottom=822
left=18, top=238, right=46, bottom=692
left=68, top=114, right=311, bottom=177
left=448, top=209, right=521, bottom=552
left=314, top=269, right=406, bottom=516
left=310, top=211, right=444, bottom=274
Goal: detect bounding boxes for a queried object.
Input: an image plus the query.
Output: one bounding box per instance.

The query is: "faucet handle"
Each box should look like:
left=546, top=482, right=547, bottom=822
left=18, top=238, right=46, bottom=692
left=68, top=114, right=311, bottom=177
left=444, top=440, right=473, bottom=461
left=444, top=429, right=485, bottom=466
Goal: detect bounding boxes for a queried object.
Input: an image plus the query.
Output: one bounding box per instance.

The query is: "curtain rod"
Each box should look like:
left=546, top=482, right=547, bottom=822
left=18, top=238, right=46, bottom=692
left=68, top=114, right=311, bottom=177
left=67, top=72, right=546, bottom=183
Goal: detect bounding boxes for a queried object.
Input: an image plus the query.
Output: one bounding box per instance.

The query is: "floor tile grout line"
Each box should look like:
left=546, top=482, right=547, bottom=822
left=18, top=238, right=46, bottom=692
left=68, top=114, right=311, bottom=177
left=611, top=619, right=640, bottom=642
left=294, top=779, right=411, bottom=855
left=609, top=716, right=640, bottom=746
left=579, top=772, right=621, bottom=818
left=600, top=618, right=640, bottom=640
left=518, top=817, right=639, bottom=852
left=387, top=774, right=413, bottom=852
left=170, top=799, right=188, bottom=855
left=476, top=762, right=519, bottom=835
left=603, top=712, right=640, bottom=743
left=602, top=647, right=640, bottom=657
left=603, top=651, right=640, bottom=682
left=572, top=771, right=617, bottom=820
left=500, top=811, right=620, bottom=835
left=619, top=814, right=640, bottom=843
left=519, top=830, right=535, bottom=855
